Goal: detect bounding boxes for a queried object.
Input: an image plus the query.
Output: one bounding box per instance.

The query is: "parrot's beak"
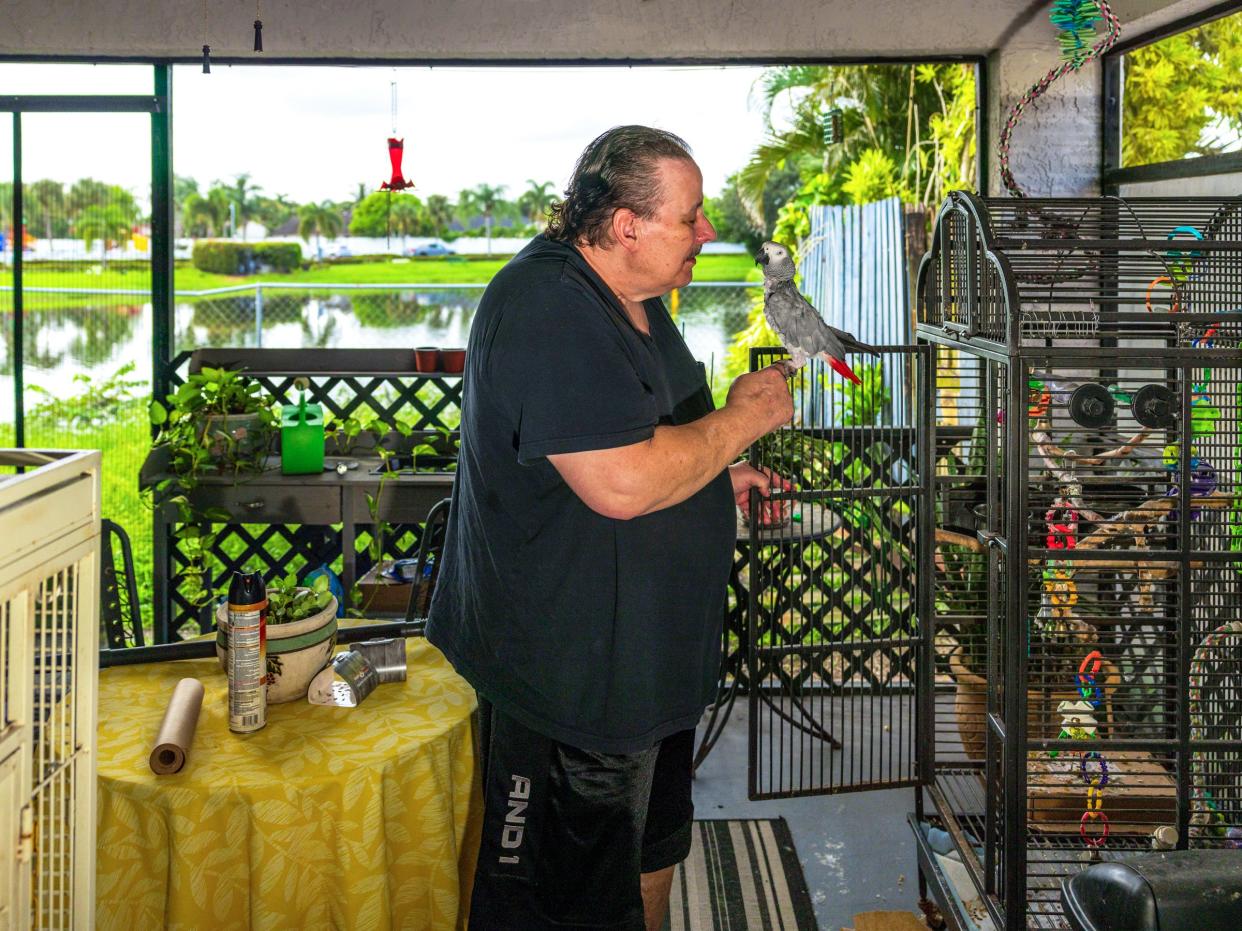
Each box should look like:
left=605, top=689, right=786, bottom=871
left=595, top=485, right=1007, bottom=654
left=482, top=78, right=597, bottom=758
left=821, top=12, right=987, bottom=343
left=754, top=250, right=768, bottom=266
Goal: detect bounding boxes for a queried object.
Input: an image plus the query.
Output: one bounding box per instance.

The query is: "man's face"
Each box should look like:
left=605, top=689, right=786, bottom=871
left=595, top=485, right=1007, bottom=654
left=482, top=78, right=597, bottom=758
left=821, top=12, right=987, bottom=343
left=632, top=158, right=716, bottom=294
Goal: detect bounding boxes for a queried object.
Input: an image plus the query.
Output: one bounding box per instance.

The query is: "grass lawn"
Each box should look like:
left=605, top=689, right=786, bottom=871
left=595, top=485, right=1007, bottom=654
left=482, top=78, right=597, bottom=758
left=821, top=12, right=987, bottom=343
left=5, top=252, right=761, bottom=298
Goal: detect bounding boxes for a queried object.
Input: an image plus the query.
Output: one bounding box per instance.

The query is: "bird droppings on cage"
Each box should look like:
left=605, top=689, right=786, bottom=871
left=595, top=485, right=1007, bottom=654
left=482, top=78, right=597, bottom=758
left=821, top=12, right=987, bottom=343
left=918, top=192, right=1242, bottom=928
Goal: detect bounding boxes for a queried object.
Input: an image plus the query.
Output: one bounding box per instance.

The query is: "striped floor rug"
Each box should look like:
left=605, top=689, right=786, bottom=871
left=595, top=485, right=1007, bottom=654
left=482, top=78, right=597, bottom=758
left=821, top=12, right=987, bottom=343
left=664, top=818, right=819, bottom=931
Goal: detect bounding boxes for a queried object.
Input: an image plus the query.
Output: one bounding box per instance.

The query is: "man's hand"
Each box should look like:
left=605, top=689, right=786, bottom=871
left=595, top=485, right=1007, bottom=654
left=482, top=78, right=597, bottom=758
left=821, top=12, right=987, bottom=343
left=729, top=462, right=792, bottom=525
left=724, top=364, right=794, bottom=437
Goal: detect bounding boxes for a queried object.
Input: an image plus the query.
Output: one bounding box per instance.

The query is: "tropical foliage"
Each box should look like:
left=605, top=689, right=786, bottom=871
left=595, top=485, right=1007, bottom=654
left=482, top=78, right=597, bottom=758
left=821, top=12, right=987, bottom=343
left=1122, top=11, right=1242, bottom=165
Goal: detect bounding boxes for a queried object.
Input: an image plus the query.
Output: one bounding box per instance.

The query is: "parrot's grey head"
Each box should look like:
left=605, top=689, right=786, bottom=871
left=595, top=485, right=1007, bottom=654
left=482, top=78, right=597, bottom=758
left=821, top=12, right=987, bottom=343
left=754, top=241, right=796, bottom=281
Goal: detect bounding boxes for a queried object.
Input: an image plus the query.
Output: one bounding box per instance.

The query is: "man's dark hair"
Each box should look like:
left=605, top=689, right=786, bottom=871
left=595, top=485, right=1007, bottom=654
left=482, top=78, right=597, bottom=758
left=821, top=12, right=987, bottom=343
left=545, top=125, right=694, bottom=247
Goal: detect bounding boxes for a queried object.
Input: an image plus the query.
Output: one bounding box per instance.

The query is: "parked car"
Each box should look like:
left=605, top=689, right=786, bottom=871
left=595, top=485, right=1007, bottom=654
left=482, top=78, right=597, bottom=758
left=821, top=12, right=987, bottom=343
left=409, top=242, right=456, bottom=257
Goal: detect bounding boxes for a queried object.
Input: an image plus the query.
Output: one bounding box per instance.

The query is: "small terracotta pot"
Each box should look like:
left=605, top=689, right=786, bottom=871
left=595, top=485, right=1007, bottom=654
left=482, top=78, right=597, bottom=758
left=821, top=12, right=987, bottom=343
left=440, top=348, right=466, bottom=374
left=414, top=347, right=440, bottom=373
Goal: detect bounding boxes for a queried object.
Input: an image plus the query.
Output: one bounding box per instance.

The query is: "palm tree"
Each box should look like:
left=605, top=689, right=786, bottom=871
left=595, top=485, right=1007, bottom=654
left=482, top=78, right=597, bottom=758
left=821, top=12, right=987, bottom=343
left=298, top=201, right=343, bottom=258
left=459, top=183, right=506, bottom=256
left=737, top=63, right=976, bottom=217
left=182, top=190, right=231, bottom=238
left=220, top=173, right=262, bottom=240
left=517, top=179, right=556, bottom=227
left=425, top=194, right=452, bottom=238
left=354, top=182, right=369, bottom=204
left=77, top=203, right=132, bottom=269
left=173, top=175, right=199, bottom=237
left=388, top=198, right=426, bottom=251
left=29, top=180, right=65, bottom=240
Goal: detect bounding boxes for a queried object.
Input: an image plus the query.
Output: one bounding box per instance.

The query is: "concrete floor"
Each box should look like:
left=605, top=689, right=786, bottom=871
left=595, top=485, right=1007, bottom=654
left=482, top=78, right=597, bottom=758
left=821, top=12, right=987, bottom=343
left=691, top=699, right=925, bottom=931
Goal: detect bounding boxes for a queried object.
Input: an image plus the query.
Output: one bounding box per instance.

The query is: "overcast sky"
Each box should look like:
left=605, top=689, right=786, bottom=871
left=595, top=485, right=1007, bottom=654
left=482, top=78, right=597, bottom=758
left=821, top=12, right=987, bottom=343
left=1, top=62, right=776, bottom=207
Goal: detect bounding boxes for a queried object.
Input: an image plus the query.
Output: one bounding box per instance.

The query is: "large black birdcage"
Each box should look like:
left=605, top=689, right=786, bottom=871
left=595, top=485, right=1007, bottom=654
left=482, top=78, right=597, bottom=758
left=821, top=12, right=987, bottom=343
left=915, top=191, right=1242, bottom=929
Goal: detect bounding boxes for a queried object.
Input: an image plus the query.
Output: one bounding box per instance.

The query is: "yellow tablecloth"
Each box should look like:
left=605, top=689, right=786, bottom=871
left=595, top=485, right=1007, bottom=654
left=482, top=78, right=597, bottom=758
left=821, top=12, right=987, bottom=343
left=95, top=638, right=481, bottom=930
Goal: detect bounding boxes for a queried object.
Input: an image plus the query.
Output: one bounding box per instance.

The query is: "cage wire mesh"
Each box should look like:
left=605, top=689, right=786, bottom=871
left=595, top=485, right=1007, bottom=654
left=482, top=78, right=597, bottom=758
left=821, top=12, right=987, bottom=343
left=917, top=192, right=1242, bottom=929
left=746, top=344, right=928, bottom=800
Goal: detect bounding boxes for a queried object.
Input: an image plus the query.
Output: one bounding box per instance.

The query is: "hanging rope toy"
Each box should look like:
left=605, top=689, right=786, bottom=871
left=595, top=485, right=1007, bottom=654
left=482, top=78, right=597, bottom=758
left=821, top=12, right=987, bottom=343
left=1189, top=622, right=1242, bottom=842
left=999, top=0, right=1121, bottom=197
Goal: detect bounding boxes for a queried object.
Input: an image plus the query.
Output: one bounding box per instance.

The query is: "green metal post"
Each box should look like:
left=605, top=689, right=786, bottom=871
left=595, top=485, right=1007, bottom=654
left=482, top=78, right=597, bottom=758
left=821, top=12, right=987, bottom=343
left=12, top=111, right=22, bottom=448
left=151, top=64, right=174, bottom=408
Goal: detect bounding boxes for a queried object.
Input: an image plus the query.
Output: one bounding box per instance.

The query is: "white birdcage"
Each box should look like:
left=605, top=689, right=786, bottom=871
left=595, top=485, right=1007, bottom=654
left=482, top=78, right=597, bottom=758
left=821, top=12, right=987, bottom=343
left=0, top=450, right=100, bottom=931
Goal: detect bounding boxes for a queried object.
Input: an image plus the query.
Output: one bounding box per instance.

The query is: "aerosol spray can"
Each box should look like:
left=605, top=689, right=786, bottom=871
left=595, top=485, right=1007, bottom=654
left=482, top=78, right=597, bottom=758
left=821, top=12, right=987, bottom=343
left=226, top=571, right=267, bottom=733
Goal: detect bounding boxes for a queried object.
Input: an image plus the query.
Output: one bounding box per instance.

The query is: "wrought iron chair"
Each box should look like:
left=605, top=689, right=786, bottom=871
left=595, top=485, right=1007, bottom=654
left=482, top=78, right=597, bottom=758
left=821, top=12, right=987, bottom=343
left=101, top=518, right=144, bottom=648
left=402, top=497, right=452, bottom=631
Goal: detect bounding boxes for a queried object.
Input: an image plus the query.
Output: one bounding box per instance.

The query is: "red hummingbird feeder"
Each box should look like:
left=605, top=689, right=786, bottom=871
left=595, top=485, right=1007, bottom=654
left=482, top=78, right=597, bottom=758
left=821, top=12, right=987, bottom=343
left=379, top=137, right=416, bottom=192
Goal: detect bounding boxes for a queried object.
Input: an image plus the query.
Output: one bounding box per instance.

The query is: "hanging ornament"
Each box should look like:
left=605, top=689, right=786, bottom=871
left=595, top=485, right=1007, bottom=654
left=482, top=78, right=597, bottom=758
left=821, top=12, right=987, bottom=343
left=820, top=107, right=844, bottom=146
left=201, top=0, right=212, bottom=73
left=254, top=0, right=264, bottom=52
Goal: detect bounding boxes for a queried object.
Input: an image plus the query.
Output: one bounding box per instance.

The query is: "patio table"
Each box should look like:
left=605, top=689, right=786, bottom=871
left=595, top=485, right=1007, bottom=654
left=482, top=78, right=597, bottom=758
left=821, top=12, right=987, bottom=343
left=94, top=636, right=482, bottom=931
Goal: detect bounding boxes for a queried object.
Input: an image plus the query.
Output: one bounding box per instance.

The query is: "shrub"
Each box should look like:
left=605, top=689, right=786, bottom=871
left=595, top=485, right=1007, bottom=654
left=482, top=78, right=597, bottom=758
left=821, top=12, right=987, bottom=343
left=191, top=240, right=302, bottom=275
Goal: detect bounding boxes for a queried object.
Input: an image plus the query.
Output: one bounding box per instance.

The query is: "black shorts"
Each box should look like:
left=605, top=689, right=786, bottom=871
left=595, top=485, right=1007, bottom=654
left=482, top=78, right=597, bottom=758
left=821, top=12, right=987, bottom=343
left=467, top=695, right=695, bottom=931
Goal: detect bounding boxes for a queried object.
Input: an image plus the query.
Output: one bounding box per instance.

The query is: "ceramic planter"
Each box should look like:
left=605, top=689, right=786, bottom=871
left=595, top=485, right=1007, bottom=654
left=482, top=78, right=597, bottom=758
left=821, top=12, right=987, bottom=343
left=197, top=411, right=273, bottom=469
left=216, top=596, right=339, bottom=703
left=948, top=644, right=1118, bottom=762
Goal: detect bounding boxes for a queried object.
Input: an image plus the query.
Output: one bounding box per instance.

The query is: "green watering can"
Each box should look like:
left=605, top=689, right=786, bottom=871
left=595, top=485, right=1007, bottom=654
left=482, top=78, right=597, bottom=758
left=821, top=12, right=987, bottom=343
left=281, top=392, right=324, bottom=475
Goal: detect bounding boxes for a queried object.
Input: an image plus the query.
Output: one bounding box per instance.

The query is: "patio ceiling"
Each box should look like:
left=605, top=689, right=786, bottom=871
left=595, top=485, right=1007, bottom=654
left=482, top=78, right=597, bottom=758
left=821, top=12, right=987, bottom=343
left=0, top=0, right=1206, bottom=61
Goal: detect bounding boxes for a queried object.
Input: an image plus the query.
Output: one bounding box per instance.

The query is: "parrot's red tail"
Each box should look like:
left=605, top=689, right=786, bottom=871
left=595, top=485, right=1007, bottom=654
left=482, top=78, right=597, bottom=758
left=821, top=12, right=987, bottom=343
left=825, top=355, right=862, bottom=385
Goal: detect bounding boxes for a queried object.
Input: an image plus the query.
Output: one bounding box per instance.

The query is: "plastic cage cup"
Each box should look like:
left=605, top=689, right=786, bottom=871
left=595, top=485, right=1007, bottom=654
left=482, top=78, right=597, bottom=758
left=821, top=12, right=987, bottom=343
left=280, top=395, right=325, bottom=475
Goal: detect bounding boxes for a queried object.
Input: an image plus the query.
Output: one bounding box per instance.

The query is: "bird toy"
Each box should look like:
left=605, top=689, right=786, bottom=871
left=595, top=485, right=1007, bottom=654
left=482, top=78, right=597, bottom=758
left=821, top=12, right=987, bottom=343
left=1188, top=622, right=1242, bottom=844
left=999, top=0, right=1121, bottom=197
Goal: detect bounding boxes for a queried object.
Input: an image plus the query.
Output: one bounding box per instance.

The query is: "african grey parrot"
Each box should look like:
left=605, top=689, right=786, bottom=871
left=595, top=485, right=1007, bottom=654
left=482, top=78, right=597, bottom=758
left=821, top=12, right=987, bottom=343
left=754, top=241, right=878, bottom=385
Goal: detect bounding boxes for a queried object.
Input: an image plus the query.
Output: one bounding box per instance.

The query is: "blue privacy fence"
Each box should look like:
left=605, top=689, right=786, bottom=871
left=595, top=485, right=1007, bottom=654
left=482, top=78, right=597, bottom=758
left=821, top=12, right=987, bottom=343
left=799, top=197, right=918, bottom=426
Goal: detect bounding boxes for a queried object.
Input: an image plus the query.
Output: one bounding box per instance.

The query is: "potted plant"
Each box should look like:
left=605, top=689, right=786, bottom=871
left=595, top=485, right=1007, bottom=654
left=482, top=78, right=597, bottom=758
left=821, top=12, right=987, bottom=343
left=151, top=366, right=278, bottom=473
left=216, top=572, right=339, bottom=703
left=146, top=367, right=278, bottom=608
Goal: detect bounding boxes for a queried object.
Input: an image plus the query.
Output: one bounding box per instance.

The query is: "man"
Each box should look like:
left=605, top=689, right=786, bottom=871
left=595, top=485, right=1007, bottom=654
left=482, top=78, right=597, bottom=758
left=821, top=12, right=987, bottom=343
left=426, top=125, right=793, bottom=931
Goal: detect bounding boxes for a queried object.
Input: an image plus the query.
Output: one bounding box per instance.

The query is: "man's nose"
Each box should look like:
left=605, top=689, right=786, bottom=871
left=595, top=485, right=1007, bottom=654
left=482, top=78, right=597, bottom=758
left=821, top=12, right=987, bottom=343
left=697, top=214, right=717, bottom=244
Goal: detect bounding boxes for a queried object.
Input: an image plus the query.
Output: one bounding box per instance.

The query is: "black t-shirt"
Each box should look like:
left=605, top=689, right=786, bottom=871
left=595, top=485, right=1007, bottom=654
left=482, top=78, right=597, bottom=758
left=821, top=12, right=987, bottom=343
left=425, top=235, right=736, bottom=754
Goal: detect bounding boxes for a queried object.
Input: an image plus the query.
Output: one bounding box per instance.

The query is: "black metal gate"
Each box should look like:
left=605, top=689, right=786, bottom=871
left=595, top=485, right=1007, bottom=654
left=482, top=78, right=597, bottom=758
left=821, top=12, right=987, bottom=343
left=746, top=344, right=932, bottom=799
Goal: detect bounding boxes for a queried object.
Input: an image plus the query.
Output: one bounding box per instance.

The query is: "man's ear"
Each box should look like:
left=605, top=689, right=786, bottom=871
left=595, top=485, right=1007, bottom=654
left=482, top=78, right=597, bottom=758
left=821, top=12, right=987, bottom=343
left=611, top=207, right=640, bottom=254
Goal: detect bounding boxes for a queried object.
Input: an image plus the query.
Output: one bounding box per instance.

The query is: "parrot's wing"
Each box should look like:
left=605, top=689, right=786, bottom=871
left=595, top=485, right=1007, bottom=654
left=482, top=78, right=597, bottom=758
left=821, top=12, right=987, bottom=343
left=766, top=282, right=845, bottom=356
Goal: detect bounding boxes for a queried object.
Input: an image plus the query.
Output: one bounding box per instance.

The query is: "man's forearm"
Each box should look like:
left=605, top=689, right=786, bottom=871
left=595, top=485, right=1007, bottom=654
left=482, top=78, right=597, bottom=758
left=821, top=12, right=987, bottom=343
left=548, top=404, right=762, bottom=520
left=627, top=407, right=759, bottom=516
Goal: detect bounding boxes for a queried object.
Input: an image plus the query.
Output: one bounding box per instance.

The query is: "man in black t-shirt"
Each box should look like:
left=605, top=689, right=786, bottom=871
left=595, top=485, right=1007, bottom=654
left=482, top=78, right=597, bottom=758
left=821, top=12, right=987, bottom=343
left=426, top=125, right=793, bottom=931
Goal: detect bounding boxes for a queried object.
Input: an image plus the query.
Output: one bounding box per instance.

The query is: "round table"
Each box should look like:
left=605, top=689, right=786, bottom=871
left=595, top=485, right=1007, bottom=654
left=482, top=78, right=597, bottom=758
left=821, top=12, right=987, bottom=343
left=95, top=637, right=481, bottom=931
left=693, top=502, right=843, bottom=771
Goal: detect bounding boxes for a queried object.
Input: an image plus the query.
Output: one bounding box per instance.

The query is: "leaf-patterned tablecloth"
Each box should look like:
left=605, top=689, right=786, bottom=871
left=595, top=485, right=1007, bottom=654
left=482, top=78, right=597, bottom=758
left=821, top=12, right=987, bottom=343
left=95, top=639, right=481, bottom=930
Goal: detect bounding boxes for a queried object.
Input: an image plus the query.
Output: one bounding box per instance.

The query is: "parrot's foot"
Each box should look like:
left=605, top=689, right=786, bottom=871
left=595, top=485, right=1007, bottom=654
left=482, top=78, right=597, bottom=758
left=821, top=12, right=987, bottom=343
left=787, top=349, right=809, bottom=369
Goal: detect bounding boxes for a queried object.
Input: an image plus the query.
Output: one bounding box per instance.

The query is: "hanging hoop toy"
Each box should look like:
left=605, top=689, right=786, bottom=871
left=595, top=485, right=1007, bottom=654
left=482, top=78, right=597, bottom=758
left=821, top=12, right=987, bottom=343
left=1081, top=751, right=1109, bottom=787
left=999, top=0, right=1121, bottom=197
left=1145, top=276, right=1183, bottom=313
left=1165, top=225, right=1204, bottom=282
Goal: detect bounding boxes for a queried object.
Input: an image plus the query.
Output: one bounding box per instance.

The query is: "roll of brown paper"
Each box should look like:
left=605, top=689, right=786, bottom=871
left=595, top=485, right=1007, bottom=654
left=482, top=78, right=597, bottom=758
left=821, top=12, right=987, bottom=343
left=149, top=677, right=205, bottom=775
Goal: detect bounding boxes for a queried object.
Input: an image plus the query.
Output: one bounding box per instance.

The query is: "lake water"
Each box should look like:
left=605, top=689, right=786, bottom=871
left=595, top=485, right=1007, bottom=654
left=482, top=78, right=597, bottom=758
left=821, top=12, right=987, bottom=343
left=1, top=283, right=760, bottom=413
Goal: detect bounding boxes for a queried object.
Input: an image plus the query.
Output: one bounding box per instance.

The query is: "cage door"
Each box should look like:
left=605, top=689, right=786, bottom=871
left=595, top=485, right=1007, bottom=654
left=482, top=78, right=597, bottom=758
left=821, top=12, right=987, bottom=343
left=746, top=345, right=930, bottom=799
